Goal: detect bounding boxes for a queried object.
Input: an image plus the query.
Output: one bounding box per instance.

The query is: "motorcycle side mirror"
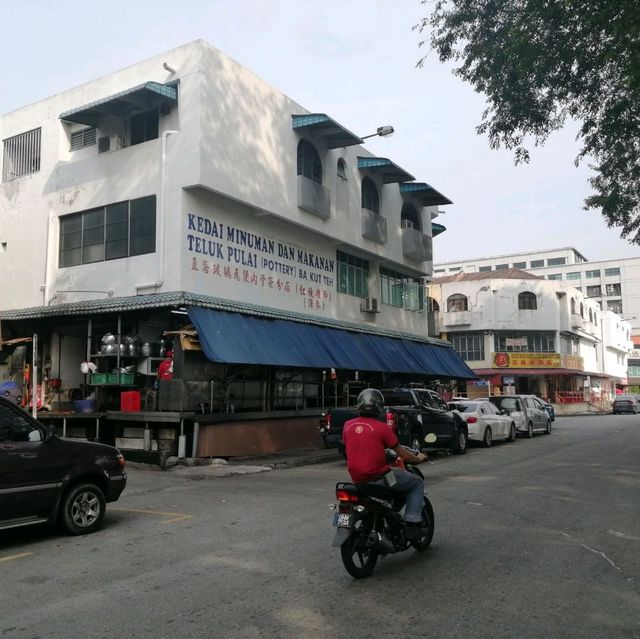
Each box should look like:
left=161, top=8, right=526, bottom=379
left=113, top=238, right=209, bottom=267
left=424, top=433, right=437, bottom=444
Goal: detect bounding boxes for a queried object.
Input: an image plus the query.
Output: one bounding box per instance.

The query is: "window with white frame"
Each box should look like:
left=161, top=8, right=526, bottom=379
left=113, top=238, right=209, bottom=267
left=451, top=332, right=484, bottom=361
left=494, top=332, right=555, bottom=352
left=604, top=267, right=620, bottom=277
left=59, top=195, right=156, bottom=267
left=606, top=283, right=621, bottom=296
left=337, top=251, right=368, bottom=298
left=380, top=267, right=424, bottom=309
left=2, top=128, right=41, bottom=182
left=586, top=269, right=601, bottom=278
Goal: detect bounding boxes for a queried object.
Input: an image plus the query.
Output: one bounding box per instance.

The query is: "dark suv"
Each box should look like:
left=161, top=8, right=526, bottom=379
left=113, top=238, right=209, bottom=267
left=0, top=397, right=127, bottom=535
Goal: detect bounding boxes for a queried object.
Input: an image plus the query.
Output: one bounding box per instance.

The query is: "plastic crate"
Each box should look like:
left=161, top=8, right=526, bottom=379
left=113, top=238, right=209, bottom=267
left=107, top=372, right=135, bottom=385
left=90, top=373, right=108, bottom=385
left=120, top=390, right=141, bottom=412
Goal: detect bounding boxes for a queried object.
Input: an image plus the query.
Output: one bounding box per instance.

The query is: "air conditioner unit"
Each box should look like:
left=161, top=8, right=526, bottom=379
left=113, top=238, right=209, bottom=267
left=401, top=219, right=414, bottom=229
left=98, top=134, right=125, bottom=153
left=360, top=297, right=379, bottom=313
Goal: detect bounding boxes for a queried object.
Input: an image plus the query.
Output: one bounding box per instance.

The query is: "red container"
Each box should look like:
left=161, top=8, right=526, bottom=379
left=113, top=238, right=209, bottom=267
left=120, top=390, right=141, bottom=412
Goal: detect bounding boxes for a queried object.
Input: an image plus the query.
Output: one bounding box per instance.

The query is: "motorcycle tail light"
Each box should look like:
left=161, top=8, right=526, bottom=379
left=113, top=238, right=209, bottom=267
left=466, top=416, right=478, bottom=423
left=336, top=489, right=359, bottom=503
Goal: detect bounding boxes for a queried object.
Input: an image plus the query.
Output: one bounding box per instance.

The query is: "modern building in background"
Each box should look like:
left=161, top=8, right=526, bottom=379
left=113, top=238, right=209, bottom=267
left=434, top=247, right=640, bottom=340
left=0, top=40, right=473, bottom=458
left=429, top=270, right=633, bottom=402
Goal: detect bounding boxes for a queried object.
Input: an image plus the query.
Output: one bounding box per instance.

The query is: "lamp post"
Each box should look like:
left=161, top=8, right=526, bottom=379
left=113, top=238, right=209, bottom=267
left=360, top=126, right=395, bottom=140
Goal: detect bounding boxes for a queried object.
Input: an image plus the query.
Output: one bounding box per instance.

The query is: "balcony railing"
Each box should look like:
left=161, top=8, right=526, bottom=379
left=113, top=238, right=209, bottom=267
left=402, top=227, right=431, bottom=262
left=297, top=176, right=330, bottom=219
left=361, top=208, right=387, bottom=243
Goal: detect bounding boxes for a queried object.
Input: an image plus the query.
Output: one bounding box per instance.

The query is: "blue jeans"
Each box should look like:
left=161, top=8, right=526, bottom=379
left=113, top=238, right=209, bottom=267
left=369, top=468, right=426, bottom=523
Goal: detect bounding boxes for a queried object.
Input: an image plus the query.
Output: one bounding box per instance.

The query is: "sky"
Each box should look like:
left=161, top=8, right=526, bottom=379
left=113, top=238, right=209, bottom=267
left=1, top=0, right=638, bottom=263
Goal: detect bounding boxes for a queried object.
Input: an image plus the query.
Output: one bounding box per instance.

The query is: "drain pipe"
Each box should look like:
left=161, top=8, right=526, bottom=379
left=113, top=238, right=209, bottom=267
left=135, top=129, right=177, bottom=294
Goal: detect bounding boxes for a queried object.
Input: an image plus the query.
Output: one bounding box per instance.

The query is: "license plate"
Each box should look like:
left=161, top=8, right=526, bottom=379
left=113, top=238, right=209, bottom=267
left=333, top=512, right=351, bottom=528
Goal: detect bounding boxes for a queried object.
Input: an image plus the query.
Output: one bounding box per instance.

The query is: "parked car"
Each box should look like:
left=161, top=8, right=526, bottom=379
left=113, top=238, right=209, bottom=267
left=319, top=407, right=358, bottom=450
left=447, top=400, right=517, bottom=447
left=382, top=388, right=468, bottom=454
left=0, top=397, right=127, bottom=535
left=485, top=394, right=552, bottom=437
left=612, top=395, right=640, bottom=414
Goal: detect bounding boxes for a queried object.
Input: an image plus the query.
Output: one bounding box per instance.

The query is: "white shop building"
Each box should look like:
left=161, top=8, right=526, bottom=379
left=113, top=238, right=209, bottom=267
left=0, top=40, right=473, bottom=459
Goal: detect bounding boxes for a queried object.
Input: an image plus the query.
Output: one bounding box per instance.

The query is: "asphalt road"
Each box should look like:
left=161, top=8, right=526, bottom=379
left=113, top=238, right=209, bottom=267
left=1, top=415, right=639, bottom=639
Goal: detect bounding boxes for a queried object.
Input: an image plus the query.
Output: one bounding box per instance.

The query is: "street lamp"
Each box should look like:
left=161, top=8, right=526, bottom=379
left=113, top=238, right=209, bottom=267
left=360, top=125, right=395, bottom=140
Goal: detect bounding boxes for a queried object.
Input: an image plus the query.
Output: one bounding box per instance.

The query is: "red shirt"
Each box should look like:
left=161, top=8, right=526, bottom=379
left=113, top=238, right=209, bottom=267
left=343, top=416, right=398, bottom=483
left=157, top=357, right=173, bottom=380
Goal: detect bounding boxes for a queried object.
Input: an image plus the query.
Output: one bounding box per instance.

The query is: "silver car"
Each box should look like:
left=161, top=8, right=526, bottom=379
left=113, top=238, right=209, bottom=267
left=486, top=395, right=552, bottom=437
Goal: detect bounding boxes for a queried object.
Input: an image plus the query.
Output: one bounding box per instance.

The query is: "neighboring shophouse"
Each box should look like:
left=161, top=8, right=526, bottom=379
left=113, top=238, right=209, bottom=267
left=428, top=270, right=633, bottom=403
left=0, top=40, right=473, bottom=458
left=434, top=247, right=640, bottom=338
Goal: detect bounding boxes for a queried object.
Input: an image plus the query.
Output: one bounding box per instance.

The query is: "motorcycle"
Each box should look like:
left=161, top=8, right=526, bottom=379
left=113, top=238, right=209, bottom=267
left=331, top=434, right=436, bottom=578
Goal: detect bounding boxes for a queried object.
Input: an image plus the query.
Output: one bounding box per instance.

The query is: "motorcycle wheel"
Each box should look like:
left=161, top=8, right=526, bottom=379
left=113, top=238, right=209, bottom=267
left=411, top=496, right=435, bottom=552
left=340, top=532, right=379, bottom=579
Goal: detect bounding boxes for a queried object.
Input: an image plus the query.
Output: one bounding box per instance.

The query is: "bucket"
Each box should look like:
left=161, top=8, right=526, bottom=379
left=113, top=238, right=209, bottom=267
left=72, top=398, right=97, bottom=413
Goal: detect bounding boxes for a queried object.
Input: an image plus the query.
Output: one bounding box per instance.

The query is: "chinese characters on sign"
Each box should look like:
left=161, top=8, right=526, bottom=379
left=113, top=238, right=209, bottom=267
left=492, top=352, right=585, bottom=369
left=186, top=213, right=335, bottom=312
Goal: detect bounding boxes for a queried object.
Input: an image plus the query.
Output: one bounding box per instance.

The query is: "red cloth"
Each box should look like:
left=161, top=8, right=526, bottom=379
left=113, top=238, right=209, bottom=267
left=157, top=357, right=173, bottom=380
left=343, top=416, right=398, bottom=483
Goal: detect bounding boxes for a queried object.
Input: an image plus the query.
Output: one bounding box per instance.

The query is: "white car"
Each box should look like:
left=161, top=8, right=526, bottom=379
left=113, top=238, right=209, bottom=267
left=447, top=400, right=517, bottom=447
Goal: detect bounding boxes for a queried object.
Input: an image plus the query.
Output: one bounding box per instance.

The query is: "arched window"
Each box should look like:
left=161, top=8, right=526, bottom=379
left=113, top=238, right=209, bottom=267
left=401, top=202, right=421, bottom=231
left=570, top=298, right=576, bottom=314
left=518, top=291, right=537, bottom=310
left=447, top=294, right=468, bottom=312
left=426, top=297, right=440, bottom=312
left=580, top=303, right=584, bottom=318
left=337, top=158, right=347, bottom=180
left=297, top=140, right=322, bottom=184
left=361, top=177, right=379, bottom=213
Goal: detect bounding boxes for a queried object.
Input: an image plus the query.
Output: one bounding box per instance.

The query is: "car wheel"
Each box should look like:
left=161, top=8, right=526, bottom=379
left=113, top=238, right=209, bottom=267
left=527, top=422, right=534, bottom=438
left=60, top=483, right=106, bottom=535
left=508, top=423, right=516, bottom=442
left=545, top=419, right=552, bottom=434
left=452, top=429, right=467, bottom=455
left=482, top=427, right=492, bottom=448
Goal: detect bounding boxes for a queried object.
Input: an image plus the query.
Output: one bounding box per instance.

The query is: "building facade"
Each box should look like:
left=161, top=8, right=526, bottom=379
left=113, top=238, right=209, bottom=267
left=434, top=247, right=640, bottom=339
left=429, top=270, right=633, bottom=403
left=0, top=40, right=472, bottom=457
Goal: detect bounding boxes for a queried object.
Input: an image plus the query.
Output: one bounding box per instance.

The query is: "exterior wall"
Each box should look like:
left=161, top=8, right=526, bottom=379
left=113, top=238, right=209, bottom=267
left=431, top=276, right=631, bottom=381
left=434, top=247, right=640, bottom=338
left=1, top=40, right=438, bottom=339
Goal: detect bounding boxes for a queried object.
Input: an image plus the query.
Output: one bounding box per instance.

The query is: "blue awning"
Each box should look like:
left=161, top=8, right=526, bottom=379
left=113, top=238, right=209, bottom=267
left=292, top=114, right=363, bottom=148
left=400, top=182, right=453, bottom=206
left=60, top=82, right=178, bottom=127
left=188, top=307, right=476, bottom=378
left=358, top=157, right=415, bottom=184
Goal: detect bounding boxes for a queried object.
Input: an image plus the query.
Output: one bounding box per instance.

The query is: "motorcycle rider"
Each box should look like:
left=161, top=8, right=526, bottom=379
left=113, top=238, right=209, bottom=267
left=342, top=388, right=428, bottom=537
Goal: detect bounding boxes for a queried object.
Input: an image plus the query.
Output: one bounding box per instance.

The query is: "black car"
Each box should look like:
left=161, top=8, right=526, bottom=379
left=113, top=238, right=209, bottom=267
left=0, top=397, right=127, bottom=535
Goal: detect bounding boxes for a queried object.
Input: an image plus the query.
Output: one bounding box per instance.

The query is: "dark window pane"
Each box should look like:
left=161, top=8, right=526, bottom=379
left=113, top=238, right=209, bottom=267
left=131, top=110, right=159, bottom=146
left=105, top=202, right=129, bottom=260
left=129, top=196, right=156, bottom=256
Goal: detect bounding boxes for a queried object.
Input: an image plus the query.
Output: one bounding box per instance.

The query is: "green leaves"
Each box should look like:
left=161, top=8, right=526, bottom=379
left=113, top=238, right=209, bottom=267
left=418, top=0, right=640, bottom=244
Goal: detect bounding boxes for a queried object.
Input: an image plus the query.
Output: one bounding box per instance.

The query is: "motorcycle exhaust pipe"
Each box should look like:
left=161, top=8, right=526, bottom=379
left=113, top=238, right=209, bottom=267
left=366, top=531, right=394, bottom=554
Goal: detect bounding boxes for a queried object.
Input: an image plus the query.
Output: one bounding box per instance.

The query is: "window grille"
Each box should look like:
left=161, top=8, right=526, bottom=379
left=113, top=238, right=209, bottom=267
left=518, top=292, right=537, bottom=310
left=451, top=332, right=484, bottom=361
left=297, top=140, right=322, bottom=184
left=380, top=267, right=424, bottom=309
left=2, top=128, right=41, bottom=182
left=70, top=128, right=97, bottom=150
left=361, top=177, right=379, bottom=213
